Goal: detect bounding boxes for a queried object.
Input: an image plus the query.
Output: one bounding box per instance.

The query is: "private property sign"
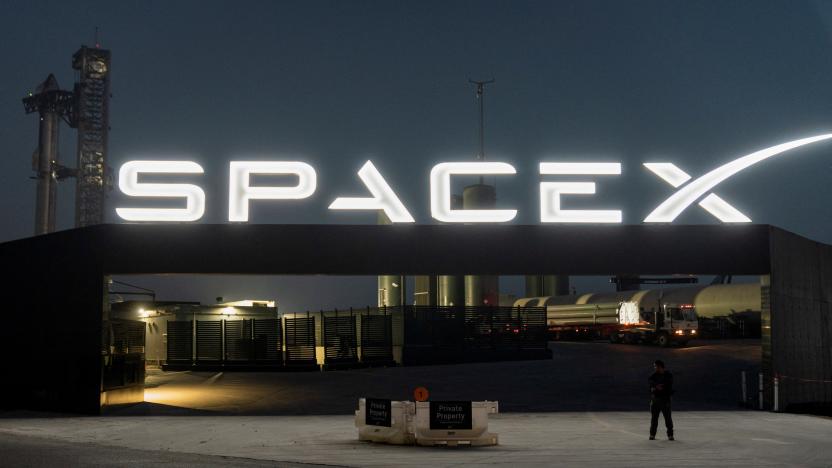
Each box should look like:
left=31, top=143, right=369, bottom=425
left=365, top=398, right=392, bottom=427
left=429, top=401, right=473, bottom=430
left=115, top=134, right=832, bottom=224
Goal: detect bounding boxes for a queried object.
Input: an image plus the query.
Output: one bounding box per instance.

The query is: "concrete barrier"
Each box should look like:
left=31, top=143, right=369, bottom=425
left=354, top=398, right=415, bottom=445
left=414, top=401, right=499, bottom=446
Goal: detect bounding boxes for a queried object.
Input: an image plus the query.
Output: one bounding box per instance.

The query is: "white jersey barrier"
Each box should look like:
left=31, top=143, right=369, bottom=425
left=355, top=398, right=416, bottom=445
left=356, top=399, right=499, bottom=446
left=414, top=400, right=499, bottom=446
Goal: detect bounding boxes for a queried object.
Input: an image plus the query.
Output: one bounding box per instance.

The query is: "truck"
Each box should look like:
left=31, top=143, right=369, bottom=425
left=542, top=300, right=698, bottom=347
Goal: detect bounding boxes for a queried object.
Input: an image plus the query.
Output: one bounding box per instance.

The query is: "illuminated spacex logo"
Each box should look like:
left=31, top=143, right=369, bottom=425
left=115, top=134, right=832, bottom=224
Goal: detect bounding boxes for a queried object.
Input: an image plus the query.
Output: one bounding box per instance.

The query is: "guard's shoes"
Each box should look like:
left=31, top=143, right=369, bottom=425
left=649, top=436, right=655, bottom=440
left=668, top=436, right=675, bottom=441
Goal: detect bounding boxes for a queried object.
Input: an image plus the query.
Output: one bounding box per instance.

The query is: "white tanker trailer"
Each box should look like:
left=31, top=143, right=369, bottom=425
left=514, top=282, right=762, bottom=344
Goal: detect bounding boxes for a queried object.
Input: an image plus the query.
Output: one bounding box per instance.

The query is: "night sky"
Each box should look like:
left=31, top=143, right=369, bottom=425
left=2, top=1, right=832, bottom=311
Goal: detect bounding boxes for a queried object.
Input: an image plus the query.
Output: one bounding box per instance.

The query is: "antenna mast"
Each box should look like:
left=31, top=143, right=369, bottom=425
left=468, top=78, right=494, bottom=184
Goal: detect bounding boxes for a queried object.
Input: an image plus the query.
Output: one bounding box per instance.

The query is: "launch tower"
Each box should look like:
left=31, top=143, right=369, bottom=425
left=22, top=44, right=112, bottom=235
left=71, top=45, right=112, bottom=227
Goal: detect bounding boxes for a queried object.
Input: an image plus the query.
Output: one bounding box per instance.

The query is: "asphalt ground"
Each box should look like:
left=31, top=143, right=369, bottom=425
left=0, top=431, right=320, bottom=467
left=2, top=340, right=828, bottom=468
left=130, top=340, right=761, bottom=415
left=0, top=411, right=829, bottom=467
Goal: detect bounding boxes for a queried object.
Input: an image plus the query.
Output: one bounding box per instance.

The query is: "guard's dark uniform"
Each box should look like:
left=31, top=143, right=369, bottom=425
left=649, top=370, right=674, bottom=438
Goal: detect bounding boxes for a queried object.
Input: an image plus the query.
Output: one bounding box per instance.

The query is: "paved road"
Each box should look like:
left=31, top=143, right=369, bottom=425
left=0, top=432, right=322, bottom=467
left=1, top=341, right=824, bottom=467
left=0, top=411, right=829, bottom=467
left=131, top=340, right=760, bottom=415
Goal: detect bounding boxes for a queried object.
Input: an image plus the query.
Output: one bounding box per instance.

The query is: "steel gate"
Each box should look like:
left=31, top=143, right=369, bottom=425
left=323, top=312, right=358, bottom=366
left=360, top=310, right=393, bottom=364
left=166, top=320, right=193, bottom=364
left=285, top=314, right=317, bottom=367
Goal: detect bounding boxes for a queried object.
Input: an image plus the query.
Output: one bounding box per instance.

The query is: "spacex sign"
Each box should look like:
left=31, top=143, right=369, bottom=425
left=115, top=134, right=832, bottom=224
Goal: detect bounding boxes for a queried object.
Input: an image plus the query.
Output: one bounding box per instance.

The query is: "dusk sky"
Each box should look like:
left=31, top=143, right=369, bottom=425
left=3, top=1, right=832, bottom=311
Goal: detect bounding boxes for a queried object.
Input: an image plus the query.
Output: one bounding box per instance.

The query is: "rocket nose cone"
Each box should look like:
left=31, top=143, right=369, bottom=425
left=35, top=74, right=61, bottom=94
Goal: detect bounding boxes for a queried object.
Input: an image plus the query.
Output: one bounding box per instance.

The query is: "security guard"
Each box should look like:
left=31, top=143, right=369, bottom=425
left=649, top=359, right=674, bottom=440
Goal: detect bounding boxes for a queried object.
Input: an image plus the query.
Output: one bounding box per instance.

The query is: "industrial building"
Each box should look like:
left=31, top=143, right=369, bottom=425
left=110, top=299, right=278, bottom=366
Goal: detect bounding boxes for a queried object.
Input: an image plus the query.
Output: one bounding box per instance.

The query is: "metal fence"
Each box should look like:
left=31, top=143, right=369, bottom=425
left=323, top=312, right=358, bottom=366
left=224, top=319, right=251, bottom=362
left=196, top=320, right=222, bottom=362
left=166, top=320, right=193, bottom=364
left=285, top=313, right=316, bottom=367
left=166, top=318, right=285, bottom=369
left=360, top=310, right=394, bottom=364
left=163, top=306, right=547, bottom=370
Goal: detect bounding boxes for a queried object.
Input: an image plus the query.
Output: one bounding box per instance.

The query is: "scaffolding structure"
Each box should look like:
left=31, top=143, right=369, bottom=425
left=71, top=45, right=112, bottom=228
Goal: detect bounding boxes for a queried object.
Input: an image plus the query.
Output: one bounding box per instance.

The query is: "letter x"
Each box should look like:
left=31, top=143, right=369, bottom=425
left=643, top=163, right=750, bottom=223
left=642, top=134, right=832, bottom=223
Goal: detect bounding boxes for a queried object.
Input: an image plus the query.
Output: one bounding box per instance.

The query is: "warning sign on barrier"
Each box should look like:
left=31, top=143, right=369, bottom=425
left=429, top=401, right=472, bottom=430
left=365, top=398, right=392, bottom=427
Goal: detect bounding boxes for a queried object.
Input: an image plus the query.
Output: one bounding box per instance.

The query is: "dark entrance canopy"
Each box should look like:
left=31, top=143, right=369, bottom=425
left=0, top=224, right=829, bottom=413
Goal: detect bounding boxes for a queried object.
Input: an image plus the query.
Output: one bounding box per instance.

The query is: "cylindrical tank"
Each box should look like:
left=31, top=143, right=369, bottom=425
left=377, top=212, right=405, bottom=307
left=526, top=275, right=570, bottom=297
left=378, top=275, right=405, bottom=307
left=693, top=283, right=761, bottom=318
left=35, top=110, right=59, bottom=235
left=576, top=284, right=763, bottom=317
left=438, top=194, right=465, bottom=306
left=463, top=183, right=495, bottom=209
left=465, top=274, right=499, bottom=306
left=525, top=276, right=543, bottom=298
left=438, top=275, right=465, bottom=306
left=513, top=283, right=763, bottom=338
left=414, top=275, right=437, bottom=306
left=545, top=275, right=570, bottom=296
left=463, top=184, right=499, bottom=306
